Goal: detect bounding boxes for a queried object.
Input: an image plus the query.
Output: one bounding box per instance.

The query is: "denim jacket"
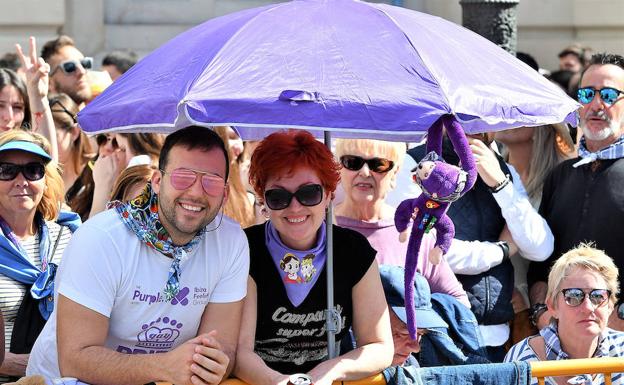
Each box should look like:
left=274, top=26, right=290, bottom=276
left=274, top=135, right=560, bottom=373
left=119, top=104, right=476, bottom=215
left=417, top=293, right=489, bottom=367
left=383, top=361, right=531, bottom=385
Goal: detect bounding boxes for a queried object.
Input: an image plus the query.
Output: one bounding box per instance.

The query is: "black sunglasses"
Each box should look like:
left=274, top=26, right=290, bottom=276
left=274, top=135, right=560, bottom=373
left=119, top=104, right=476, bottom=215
left=0, top=162, right=46, bottom=181
left=49, top=99, right=77, bottom=124
left=560, top=288, right=611, bottom=308
left=50, top=57, right=93, bottom=76
left=95, top=134, right=119, bottom=149
left=264, top=184, right=324, bottom=210
left=340, top=155, right=394, bottom=173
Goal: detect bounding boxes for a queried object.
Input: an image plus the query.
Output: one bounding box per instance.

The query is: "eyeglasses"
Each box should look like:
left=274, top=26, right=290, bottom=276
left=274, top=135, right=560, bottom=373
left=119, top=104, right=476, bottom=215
left=49, top=99, right=77, bottom=124
left=95, top=134, right=119, bottom=150
left=264, top=184, right=324, bottom=210
left=340, top=155, right=394, bottom=173
left=577, top=87, right=624, bottom=106
left=0, top=162, right=46, bottom=181
left=50, top=57, right=93, bottom=76
left=560, top=288, right=611, bottom=308
left=161, top=168, right=226, bottom=197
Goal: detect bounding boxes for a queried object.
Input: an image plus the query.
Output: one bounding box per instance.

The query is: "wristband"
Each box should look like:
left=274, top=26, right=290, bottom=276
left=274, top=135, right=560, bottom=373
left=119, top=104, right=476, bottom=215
left=529, top=303, right=548, bottom=326
left=489, top=174, right=510, bottom=193
left=495, top=241, right=510, bottom=260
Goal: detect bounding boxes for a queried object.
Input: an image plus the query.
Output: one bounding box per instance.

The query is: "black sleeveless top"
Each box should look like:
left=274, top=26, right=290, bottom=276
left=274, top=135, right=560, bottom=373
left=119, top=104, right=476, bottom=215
left=245, top=224, right=376, bottom=373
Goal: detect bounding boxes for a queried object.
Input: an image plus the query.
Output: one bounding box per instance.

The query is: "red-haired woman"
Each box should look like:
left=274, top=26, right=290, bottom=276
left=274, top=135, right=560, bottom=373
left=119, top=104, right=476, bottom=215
left=234, top=130, right=393, bottom=385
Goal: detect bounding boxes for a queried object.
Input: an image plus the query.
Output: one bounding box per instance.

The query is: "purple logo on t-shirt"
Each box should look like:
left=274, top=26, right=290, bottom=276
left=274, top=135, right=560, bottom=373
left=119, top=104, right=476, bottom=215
left=132, top=286, right=190, bottom=306
left=136, top=316, right=183, bottom=349
left=171, top=287, right=190, bottom=305
left=116, top=315, right=184, bottom=354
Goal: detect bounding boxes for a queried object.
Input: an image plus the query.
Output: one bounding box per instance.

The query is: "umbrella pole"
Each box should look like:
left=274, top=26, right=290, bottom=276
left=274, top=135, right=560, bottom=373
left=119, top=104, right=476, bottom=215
left=324, top=131, right=339, bottom=359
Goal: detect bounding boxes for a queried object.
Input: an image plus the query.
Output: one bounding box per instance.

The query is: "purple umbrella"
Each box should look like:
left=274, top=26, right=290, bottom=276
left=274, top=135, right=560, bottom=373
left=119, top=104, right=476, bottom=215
left=77, top=0, right=579, bottom=358
left=78, top=0, right=578, bottom=139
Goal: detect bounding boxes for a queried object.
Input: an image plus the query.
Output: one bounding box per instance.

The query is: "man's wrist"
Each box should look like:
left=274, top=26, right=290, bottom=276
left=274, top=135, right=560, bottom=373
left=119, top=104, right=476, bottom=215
left=529, top=303, right=548, bottom=326
left=495, top=241, right=510, bottom=260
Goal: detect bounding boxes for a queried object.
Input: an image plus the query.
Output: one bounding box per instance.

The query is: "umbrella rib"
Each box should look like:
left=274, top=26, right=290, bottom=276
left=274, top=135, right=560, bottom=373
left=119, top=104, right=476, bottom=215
left=186, top=1, right=293, bottom=94
left=362, top=2, right=453, bottom=115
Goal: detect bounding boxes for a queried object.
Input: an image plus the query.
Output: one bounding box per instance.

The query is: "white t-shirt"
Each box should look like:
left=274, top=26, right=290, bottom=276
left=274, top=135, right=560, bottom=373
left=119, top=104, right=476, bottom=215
left=27, top=209, right=249, bottom=379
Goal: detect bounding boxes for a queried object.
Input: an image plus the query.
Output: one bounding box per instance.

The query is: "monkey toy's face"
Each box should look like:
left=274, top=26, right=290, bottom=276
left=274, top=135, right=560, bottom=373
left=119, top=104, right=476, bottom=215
left=413, top=159, right=463, bottom=201
left=415, top=160, right=436, bottom=180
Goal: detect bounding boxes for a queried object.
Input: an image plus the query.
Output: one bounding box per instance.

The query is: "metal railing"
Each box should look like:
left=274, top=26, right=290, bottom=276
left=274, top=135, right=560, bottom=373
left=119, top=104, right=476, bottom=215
left=220, top=358, right=624, bottom=385
left=531, top=357, right=624, bottom=385
left=220, top=374, right=387, bottom=385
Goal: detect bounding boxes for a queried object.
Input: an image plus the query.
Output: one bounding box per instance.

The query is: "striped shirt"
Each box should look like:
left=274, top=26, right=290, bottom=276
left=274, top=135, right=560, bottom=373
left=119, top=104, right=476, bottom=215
left=505, top=330, right=624, bottom=385
left=0, top=221, right=71, bottom=381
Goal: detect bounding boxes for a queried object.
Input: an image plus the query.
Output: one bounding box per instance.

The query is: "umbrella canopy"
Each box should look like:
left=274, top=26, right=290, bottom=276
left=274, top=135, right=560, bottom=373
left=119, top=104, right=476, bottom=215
left=78, top=0, right=578, bottom=139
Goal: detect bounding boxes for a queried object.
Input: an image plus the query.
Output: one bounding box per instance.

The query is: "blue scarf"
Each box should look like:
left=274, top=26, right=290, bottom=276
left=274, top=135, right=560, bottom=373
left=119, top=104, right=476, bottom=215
left=116, top=183, right=205, bottom=301
left=573, top=135, right=624, bottom=168
left=540, top=321, right=609, bottom=384
left=265, top=221, right=327, bottom=307
left=0, top=211, right=81, bottom=320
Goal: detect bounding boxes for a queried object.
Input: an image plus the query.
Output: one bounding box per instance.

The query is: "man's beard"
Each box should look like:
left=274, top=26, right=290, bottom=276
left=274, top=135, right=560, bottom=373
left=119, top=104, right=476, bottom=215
left=580, top=110, right=618, bottom=142
left=54, top=79, right=92, bottom=105
left=159, top=195, right=224, bottom=243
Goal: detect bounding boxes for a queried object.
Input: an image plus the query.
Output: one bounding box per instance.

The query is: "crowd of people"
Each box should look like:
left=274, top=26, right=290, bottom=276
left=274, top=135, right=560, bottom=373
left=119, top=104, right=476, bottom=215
left=0, top=29, right=623, bottom=385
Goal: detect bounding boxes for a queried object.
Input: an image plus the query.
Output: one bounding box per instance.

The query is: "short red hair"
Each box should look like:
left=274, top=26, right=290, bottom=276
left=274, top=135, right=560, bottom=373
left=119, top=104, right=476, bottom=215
left=249, top=130, right=341, bottom=198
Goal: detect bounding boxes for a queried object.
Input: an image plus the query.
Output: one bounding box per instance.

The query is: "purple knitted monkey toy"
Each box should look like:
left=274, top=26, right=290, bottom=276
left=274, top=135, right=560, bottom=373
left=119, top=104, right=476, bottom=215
left=394, top=115, right=477, bottom=339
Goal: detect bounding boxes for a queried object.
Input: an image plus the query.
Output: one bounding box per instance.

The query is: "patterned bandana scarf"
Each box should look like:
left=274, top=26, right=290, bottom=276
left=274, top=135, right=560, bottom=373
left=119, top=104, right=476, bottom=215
left=116, top=183, right=205, bottom=301
left=573, top=135, right=624, bottom=168
left=540, top=321, right=609, bottom=384
left=265, top=221, right=327, bottom=307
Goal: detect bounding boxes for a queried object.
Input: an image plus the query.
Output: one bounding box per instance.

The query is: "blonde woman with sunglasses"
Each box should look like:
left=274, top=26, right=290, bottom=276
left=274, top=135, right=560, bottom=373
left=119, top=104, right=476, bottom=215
left=505, top=244, right=624, bottom=385
left=334, top=138, right=469, bottom=307
left=0, top=130, right=80, bottom=381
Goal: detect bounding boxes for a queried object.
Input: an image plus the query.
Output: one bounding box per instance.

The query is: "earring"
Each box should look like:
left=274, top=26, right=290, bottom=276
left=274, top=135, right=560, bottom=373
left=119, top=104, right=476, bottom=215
left=260, top=205, right=269, bottom=219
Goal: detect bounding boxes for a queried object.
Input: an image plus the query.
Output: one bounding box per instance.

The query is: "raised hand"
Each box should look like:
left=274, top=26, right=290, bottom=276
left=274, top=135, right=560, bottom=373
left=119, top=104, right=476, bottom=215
left=468, top=137, right=507, bottom=188
left=16, top=36, right=50, bottom=100
left=14, top=36, right=59, bottom=160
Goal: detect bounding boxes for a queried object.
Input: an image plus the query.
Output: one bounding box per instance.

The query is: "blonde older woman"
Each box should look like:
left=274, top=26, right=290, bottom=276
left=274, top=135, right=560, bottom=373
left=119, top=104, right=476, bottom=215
left=505, top=244, right=624, bottom=385
left=0, top=130, right=80, bottom=379
left=334, top=138, right=469, bottom=307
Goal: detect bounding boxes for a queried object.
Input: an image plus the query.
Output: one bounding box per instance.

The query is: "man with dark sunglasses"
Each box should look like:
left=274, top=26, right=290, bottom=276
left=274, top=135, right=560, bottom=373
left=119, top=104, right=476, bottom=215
left=27, top=126, right=249, bottom=385
left=41, top=35, right=92, bottom=106
left=529, top=53, right=624, bottom=332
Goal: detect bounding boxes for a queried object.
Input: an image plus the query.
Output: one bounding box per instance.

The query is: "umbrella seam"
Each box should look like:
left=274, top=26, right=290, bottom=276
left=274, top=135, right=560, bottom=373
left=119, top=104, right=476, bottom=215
left=185, top=1, right=293, bottom=98
left=365, top=2, right=453, bottom=116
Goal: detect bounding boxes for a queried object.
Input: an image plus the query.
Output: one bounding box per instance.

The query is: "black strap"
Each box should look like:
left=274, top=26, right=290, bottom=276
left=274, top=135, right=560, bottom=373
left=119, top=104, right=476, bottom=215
left=50, top=225, right=65, bottom=258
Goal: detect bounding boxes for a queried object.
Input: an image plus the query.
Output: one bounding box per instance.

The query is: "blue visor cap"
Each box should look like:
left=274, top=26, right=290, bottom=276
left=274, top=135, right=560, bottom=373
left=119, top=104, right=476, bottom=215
left=0, top=141, right=52, bottom=163
left=380, top=265, right=448, bottom=329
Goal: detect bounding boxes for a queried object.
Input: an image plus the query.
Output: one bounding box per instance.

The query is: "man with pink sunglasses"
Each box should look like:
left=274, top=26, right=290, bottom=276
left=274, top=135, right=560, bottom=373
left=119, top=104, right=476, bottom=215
left=28, top=126, right=249, bottom=385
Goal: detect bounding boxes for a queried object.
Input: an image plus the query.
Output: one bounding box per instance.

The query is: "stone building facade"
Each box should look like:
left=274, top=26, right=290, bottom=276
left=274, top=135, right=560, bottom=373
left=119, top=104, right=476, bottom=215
left=1, top=0, right=623, bottom=72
